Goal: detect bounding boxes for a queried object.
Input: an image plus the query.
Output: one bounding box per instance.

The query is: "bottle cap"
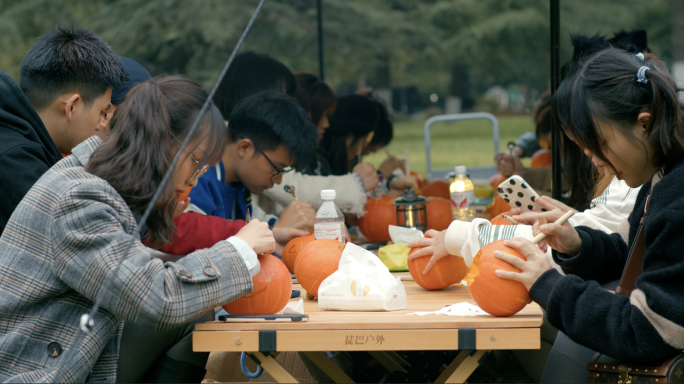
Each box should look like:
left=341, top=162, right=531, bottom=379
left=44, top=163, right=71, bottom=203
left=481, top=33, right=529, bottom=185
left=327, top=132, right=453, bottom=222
left=455, top=165, right=467, bottom=175
left=321, top=189, right=336, bottom=200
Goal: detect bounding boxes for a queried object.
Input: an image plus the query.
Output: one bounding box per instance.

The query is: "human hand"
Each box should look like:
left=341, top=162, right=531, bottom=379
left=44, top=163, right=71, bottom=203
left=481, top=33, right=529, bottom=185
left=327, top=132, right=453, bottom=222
left=496, top=154, right=524, bottom=178
left=272, top=227, right=310, bottom=257
left=512, top=195, right=575, bottom=225
left=493, top=237, right=551, bottom=291
left=235, top=219, right=275, bottom=254
left=531, top=209, right=582, bottom=256
left=407, top=229, right=453, bottom=274
left=353, top=162, right=379, bottom=191
left=275, top=200, right=315, bottom=231
left=389, top=176, right=418, bottom=193
left=173, top=198, right=189, bottom=218
left=378, top=155, right=405, bottom=178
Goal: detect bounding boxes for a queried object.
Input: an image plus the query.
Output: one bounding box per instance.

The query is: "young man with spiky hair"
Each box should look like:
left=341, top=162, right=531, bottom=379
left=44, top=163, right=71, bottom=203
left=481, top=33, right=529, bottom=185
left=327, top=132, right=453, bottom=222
left=0, top=27, right=126, bottom=234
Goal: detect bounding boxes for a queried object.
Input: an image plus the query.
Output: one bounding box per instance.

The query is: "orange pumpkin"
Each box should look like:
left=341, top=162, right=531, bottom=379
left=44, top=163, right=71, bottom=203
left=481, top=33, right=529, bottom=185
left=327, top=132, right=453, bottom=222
left=223, top=254, right=292, bottom=315
left=465, top=240, right=529, bottom=316
left=422, top=179, right=450, bottom=200
left=408, top=247, right=469, bottom=290
left=489, top=173, right=507, bottom=191
left=294, top=239, right=345, bottom=297
left=425, top=197, right=452, bottom=231
left=490, top=212, right=514, bottom=225
left=357, top=197, right=396, bottom=242
left=531, top=149, right=552, bottom=168
left=282, top=234, right=315, bottom=273
left=179, top=186, right=192, bottom=203
left=489, top=196, right=512, bottom=219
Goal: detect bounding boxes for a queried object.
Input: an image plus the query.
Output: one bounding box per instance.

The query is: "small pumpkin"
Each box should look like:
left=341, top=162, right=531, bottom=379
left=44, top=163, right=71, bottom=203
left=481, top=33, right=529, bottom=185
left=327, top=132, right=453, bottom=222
left=464, top=239, right=529, bottom=316
left=531, top=149, right=552, bottom=168
left=223, top=254, right=292, bottom=315
left=425, top=197, right=452, bottom=231
left=489, top=196, right=512, bottom=219
left=422, top=179, right=450, bottom=200
left=489, top=173, right=507, bottom=191
left=282, top=234, right=316, bottom=273
left=357, top=197, right=397, bottom=242
left=408, top=247, right=469, bottom=290
left=490, top=212, right=515, bottom=226
left=294, top=239, right=345, bottom=297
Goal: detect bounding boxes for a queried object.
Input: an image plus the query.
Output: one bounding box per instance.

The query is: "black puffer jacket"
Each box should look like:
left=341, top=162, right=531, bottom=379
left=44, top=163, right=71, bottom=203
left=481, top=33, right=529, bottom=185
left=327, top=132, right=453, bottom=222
left=0, top=71, right=62, bottom=234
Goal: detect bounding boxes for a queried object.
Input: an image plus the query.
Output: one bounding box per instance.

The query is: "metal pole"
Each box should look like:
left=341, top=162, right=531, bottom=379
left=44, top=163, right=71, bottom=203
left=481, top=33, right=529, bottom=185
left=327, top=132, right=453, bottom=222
left=550, top=0, right=561, bottom=200
left=317, top=0, right=324, bottom=81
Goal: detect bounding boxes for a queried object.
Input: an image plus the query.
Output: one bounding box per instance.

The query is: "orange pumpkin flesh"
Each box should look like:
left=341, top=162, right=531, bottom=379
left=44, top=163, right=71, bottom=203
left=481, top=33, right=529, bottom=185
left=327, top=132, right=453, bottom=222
left=282, top=234, right=316, bottom=273
left=357, top=197, right=396, bottom=242
left=531, top=149, right=552, bottom=168
left=490, top=212, right=515, bottom=225
left=223, top=254, right=292, bottom=315
left=425, top=197, right=452, bottom=231
left=408, top=247, right=469, bottom=290
left=422, top=179, right=450, bottom=200
left=294, top=239, right=345, bottom=297
left=465, top=239, right=529, bottom=316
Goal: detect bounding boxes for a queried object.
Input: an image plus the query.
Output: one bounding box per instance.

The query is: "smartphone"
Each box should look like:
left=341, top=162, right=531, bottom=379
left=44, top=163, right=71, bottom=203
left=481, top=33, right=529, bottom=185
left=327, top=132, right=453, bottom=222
left=218, top=314, right=309, bottom=322
left=497, top=175, right=544, bottom=213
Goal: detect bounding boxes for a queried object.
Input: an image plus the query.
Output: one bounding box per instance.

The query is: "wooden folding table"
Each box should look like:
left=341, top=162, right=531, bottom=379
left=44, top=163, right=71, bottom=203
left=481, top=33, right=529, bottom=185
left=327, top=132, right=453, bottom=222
left=194, top=279, right=542, bottom=383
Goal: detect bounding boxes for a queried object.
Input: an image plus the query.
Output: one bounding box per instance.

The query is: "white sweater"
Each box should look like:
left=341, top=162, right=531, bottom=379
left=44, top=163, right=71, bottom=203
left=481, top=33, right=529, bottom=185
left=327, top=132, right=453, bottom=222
left=444, top=177, right=639, bottom=269
left=257, top=171, right=368, bottom=217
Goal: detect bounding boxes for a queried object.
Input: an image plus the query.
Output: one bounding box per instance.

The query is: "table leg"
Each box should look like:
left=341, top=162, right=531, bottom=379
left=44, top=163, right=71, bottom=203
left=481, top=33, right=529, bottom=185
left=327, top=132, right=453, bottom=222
left=434, top=350, right=490, bottom=384
left=368, top=351, right=409, bottom=373
left=300, top=352, right=354, bottom=383
left=247, top=352, right=299, bottom=383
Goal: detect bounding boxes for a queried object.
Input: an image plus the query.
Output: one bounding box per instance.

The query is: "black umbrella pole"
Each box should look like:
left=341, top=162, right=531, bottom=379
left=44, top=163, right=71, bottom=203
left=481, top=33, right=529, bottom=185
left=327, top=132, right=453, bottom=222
left=550, top=0, right=561, bottom=200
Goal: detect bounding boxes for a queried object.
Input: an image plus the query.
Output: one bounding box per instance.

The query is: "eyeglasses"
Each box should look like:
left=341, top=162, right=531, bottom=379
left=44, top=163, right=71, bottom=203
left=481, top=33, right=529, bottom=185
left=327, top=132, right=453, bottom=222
left=174, top=137, right=209, bottom=182
left=240, top=136, right=293, bottom=179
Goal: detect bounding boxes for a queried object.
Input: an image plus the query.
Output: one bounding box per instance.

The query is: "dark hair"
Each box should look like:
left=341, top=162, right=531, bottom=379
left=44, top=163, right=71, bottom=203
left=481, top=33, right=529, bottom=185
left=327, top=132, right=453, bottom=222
left=228, top=92, right=317, bottom=170
left=555, top=49, right=684, bottom=181
left=559, top=29, right=651, bottom=209
left=213, top=52, right=296, bottom=119
left=533, top=91, right=552, bottom=140
left=112, top=56, right=152, bottom=105
left=292, top=72, right=337, bottom=127
left=86, top=76, right=227, bottom=247
left=320, top=95, right=380, bottom=175
left=20, top=27, right=127, bottom=110
left=366, top=100, right=393, bottom=150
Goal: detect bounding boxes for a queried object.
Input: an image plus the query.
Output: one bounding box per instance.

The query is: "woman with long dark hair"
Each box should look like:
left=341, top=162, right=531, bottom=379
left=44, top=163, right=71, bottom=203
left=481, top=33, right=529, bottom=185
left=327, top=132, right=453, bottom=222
left=496, top=49, right=684, bottom=381
left=0, top=76, right=274, bottom=383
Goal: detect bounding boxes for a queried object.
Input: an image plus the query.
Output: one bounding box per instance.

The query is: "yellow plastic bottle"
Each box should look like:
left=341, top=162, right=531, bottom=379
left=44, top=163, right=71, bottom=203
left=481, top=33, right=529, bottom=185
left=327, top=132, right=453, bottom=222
left=449, top=165, right=475, bottom=221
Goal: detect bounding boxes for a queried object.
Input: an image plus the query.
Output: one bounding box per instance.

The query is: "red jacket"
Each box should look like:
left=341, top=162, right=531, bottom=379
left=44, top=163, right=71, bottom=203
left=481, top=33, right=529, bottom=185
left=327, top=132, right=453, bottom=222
left=159, top=212, right=245, bottom=255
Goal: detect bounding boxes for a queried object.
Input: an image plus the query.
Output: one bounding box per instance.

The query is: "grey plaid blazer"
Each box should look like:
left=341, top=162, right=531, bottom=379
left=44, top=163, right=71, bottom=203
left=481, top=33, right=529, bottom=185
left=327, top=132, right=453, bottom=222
left=0, top=137, right=253, bottom=383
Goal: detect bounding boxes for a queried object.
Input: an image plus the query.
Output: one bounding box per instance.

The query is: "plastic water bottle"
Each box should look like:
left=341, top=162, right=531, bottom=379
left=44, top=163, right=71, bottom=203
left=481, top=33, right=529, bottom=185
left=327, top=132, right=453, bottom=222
left=314, top=189, right=346, bottom=243
left=373, top=174, right=388, bottom=198
left=450, top=165, right=475, bottom=221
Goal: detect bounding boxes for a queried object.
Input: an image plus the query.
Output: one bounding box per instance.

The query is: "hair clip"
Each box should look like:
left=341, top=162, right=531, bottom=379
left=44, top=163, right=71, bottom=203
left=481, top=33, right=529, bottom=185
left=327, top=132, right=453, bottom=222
left=636, top=52, right=645, bottom=61
left=637, top=66, right=650, bottom=83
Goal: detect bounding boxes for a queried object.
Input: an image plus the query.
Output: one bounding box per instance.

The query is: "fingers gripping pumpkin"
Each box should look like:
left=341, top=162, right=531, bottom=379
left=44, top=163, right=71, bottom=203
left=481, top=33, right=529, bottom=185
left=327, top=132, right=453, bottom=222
left=408, top=247, right=469, bottom=290
left=465, top=239, right=529, bottom=317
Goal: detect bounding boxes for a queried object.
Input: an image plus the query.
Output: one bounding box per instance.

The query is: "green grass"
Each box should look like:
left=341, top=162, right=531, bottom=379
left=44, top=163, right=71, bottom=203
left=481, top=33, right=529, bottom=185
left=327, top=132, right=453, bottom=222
left=365, top=115, right=534, bottom=177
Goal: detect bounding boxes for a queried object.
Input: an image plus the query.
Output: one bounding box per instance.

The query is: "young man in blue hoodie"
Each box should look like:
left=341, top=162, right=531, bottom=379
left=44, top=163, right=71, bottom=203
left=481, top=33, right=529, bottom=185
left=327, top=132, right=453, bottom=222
left=0, top=27, right=126, bottom=234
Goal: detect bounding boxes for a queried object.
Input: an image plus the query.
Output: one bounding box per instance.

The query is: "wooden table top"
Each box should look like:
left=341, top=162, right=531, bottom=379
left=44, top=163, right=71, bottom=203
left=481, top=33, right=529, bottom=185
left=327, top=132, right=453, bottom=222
left=196, top=278, right=543, bottom=332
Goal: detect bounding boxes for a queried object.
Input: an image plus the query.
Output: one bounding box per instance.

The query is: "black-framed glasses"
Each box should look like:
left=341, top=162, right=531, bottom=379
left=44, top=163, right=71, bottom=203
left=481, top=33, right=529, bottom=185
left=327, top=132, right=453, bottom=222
left=173, top=137, right=209, bottom=182
left=240, top=136, right=293, bottom=179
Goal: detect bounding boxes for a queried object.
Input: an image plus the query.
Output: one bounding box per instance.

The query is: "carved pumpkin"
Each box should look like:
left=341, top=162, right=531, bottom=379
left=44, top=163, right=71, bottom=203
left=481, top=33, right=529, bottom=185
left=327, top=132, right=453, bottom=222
left=489, top=196, right=512, bottom=219
left=223, top=254, right=292, bottom=315
left=531, top=149, right=552, bottom=168
left=490, top=212, right=515, bottom=226
left=464, top=239, right=529, bottom=316
left=357, top=197, right=396, bottom=242
left=425, top=197, right=452, bottom=231
left=408, top=247, right=469, bottom=290
left=294, top=239, right=345, bottom=297
left=422, top=179, right=450, bottom=200
left=282, top=234, right=315, bottom=273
